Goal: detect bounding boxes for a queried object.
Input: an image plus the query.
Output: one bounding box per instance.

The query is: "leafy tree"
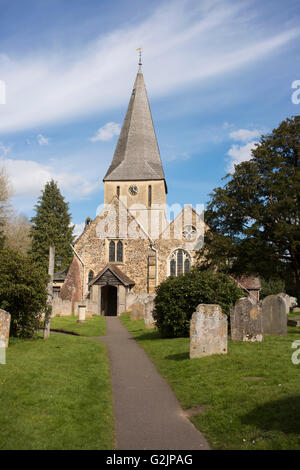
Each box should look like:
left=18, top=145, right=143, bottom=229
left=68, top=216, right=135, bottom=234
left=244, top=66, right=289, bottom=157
left=30, top=180, right=74, bottom=271
left=0, top=248, right=49, bottom=338
left=260, top=278, right=286, bottom=299
left=0, top=167, right=12, bottom=247
left=153, top=270, right=243, bottom=338
left=4, top=213, right=32, bottom=254
left=197, top=116, right=300, bottom=301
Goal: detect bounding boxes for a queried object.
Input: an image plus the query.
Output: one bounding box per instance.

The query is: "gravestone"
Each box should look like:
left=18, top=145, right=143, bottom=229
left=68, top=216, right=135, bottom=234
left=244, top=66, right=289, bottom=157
left=261, top=294, right=287, bottom=335
left=230, top=297, right=263, bottom=342
left=190, top=304, right=227, bottom=359
left=144, top=300, right=155, bottom=329
left=77, top=304, right=86, bottom=323
left=130, top=302, right=145, bottom=321
left=0, top=309, right=11, bottom=348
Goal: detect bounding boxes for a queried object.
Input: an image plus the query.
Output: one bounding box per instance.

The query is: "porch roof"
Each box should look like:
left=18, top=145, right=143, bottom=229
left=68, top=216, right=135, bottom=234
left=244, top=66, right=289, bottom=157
left=89, top=264, right=135, bottom=288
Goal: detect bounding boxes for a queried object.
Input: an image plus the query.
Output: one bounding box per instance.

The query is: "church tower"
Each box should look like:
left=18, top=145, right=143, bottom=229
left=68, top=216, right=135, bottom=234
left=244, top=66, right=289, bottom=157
left=103, top=60, right=167, bottom=237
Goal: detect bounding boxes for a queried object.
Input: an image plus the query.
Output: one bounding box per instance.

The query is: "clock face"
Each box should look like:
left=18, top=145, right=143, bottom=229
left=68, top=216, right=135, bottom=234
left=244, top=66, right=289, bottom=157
left=129, top=185, right=139, bottom=196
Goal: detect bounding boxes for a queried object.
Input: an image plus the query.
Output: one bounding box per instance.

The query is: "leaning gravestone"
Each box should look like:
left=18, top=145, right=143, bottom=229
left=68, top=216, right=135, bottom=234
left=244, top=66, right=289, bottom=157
left=130, top=302, right=145, bottom=321
left=0, top=309, right=11, bottom=348
left=190, top=304, right=227, bottom=359
left=230, top=297, right=263, bottom=342
left=261, top=294, right=287, bottom=335
left=144, top=300, right=155, bottom=329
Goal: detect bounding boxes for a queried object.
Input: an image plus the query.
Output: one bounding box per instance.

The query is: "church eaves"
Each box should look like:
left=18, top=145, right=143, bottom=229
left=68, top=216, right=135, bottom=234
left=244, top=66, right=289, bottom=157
left=103, top=70, right=166, bottom=189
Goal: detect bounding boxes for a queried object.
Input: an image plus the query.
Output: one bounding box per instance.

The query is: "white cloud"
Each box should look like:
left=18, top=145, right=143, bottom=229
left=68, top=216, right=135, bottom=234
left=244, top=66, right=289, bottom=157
left=89, top=122, right=120, bottom=142
left=0, top=142, right=10, bottom=155
left=227, top=141, right=258, bottom=172
left=229, top=128, right=264, bottom=142
left=0, top=157, right=98, bottom=198
left=37, top=134, right=49, bottom=146
left=0, top=0, right=299, bottom=134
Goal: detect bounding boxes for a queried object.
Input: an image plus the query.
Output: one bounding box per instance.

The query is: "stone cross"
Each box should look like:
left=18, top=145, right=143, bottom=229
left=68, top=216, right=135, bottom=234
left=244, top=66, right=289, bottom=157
left=190, top=304, right=228, bottom=359
left=230, top=297, right=263, bottom=342
left=0, top=309, right=11, bottom=348
left=44, top=245, right=55, bottom=339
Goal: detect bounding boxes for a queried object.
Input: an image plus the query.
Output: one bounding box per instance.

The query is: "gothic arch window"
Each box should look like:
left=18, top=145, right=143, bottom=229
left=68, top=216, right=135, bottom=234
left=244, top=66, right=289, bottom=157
left=109, top=241, right=115, bottom=262
left=117, top=241, right=123, bottom=262
left=169, top=249, right=191, bottom=277
left=88, top=270, right=94, bottom=292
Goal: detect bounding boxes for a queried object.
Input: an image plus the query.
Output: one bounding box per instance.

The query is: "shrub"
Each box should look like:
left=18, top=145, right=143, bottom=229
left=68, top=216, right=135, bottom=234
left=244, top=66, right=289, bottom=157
left=153, top=270, right=243, bottom=337
left=0, top=248, right=49, bottom=338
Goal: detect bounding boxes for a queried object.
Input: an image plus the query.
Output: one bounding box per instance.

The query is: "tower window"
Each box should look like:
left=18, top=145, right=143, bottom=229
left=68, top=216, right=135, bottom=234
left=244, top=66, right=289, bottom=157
left=116, top=186, right=120, bottom=197
left=109, top=241, right=115, bottom=262
left=148, top=185, right=152, bottom=207
left=169, top=249, right=191, bottom=276
left=117, top=241, right=123, bottom=262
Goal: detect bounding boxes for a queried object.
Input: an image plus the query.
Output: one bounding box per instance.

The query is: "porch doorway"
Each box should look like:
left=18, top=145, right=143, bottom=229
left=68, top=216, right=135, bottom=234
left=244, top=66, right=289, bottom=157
left=101, top=285, right=117, bottom=316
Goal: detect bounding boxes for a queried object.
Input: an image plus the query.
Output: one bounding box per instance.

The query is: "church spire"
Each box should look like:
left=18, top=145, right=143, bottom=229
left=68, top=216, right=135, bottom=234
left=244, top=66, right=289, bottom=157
left=103, top=61, right=167, bottom=190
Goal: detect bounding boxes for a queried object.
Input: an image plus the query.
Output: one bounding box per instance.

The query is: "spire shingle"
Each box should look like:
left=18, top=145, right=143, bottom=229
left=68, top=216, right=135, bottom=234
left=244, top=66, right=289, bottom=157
left=103, top=71, right=166, bottom=184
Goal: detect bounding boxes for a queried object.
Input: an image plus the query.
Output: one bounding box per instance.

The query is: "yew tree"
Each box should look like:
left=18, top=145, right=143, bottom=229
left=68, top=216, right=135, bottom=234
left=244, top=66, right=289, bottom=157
left=30, top=180, right=74, bottom=271
left=198, top=116, right=300, bottom=301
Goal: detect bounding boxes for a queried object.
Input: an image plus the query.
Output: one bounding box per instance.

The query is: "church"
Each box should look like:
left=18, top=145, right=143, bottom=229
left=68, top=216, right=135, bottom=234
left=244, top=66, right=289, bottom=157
left=55, top=62, right=206, bottom=316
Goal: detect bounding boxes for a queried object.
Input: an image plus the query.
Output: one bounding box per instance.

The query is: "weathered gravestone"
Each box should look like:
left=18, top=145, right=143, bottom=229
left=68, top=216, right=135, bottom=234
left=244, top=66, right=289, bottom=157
left=261, top=294, right=287, bottom=335
left=0, top=309, right=11, bottom=348
left=130, top=302, right=145, bottom=321
left=144, top=300, right=155, bottom=329
left=230, top=297, right=263, bottom=342
left=190, top=304, right=227, bottom=359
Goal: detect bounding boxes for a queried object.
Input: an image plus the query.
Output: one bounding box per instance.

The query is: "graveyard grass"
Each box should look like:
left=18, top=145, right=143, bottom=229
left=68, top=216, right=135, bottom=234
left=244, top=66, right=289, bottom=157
left=0, top=333, right=114, bottom=450
left=121, top=314, right=300, bottom=450
left=50, top=314, right=106, bottom=336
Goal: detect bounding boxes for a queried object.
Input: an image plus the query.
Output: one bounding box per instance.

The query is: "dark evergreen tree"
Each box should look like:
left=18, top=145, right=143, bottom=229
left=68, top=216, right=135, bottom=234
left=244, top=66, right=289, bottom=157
left=30, top=180, right=74, bottom=271
left=197, top=116, right=300, bottom=301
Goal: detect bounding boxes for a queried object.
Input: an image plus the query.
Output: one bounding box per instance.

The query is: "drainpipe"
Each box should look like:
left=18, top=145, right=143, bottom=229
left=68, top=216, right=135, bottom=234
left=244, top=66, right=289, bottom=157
left=150, top=240, right=158, bottom=287
left=71, top=244, right=85, bottom=301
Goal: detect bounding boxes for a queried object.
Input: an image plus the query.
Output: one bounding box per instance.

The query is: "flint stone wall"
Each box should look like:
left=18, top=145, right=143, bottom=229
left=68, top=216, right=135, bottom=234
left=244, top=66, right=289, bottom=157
left=190, top=304, right=228, bottom=359
left=261, top=294, right=287, bottom=336
left=52, top=298, right=72, bottom=317
left=0, top=309, right=11, bottom=348
left=230, top=297, right=263, bottom=342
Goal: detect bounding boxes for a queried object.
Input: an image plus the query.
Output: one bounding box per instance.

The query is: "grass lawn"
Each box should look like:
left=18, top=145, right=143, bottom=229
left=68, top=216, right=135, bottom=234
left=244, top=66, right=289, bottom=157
left=0, top=332, right=114, bottom=450
left=50, top=314, right=106, bottom=337
left=121, top=313, right=300, bottom=450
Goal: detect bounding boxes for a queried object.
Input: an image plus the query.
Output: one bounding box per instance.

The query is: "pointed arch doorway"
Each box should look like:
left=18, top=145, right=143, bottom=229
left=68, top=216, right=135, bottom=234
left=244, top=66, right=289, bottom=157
left=88, top=264, right=135, bottom=316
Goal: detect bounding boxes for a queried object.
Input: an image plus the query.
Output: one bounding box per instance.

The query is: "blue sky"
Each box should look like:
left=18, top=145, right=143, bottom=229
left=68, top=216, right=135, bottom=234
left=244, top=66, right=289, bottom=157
left=0, top=0, right=299, bottom=235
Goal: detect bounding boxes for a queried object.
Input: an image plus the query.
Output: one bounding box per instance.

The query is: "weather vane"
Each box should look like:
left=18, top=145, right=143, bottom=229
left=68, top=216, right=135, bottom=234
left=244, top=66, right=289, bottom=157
left=136, top=47, right=142, bottom=71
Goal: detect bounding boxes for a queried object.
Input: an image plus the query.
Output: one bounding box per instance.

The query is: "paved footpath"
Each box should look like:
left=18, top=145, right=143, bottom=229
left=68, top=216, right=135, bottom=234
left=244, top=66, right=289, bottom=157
left=96, top=317, right=210, bottom=450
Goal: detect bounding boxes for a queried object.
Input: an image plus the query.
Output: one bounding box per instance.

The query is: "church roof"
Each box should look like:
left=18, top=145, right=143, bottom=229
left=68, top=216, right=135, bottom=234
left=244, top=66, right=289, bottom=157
left=103, top=70, right=166, bottom=188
